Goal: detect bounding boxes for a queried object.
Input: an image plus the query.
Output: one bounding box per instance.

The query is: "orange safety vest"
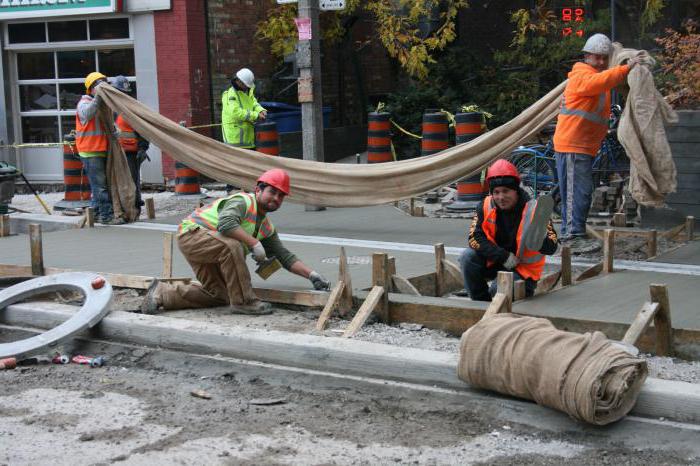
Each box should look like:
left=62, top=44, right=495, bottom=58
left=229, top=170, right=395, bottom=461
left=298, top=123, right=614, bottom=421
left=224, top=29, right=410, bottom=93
left=552, top=62, right=629, bottom=156
left=75, top=96, right=109, bottom=153
left=481, top=196, right=545, bottom=280
left=115, top=114, right=138, bottom=152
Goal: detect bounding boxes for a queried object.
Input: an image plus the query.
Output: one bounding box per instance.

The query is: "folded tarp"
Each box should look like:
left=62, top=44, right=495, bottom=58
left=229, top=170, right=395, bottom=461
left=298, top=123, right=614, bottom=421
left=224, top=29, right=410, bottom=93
left=457, top=313, right=648, bottom=425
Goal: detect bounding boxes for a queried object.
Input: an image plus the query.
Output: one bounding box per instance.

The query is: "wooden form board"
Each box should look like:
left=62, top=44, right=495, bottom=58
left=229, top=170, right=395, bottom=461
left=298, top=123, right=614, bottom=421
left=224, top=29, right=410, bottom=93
left=343, top=285, right=384, bottom=338
left=315, top=280, right=345, bottom=331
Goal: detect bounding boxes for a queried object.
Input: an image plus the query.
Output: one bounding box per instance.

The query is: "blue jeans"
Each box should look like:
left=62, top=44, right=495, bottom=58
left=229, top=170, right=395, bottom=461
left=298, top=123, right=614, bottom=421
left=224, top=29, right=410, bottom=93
left=81, top=156, right=113, bottom=221
left=555, top=152, right=593, bottom=238
left=458, top=247, right=536, bottom=302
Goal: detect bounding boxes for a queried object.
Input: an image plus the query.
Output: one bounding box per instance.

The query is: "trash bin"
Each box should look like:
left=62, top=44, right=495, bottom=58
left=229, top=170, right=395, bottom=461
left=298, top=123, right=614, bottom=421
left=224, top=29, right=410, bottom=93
left=0, top=161, right=20, bottom=215
left=259, top=101, right=331, bottom=133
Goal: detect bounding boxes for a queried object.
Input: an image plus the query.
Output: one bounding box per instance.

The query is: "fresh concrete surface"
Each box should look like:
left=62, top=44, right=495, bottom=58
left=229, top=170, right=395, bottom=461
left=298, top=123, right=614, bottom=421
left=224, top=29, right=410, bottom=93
left=652, top=240, right=700, bottom=265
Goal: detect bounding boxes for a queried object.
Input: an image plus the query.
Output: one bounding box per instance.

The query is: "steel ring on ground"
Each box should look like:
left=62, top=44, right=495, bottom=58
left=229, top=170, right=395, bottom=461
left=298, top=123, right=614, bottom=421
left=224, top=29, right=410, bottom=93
left=0, top=272, right=113, bottom=359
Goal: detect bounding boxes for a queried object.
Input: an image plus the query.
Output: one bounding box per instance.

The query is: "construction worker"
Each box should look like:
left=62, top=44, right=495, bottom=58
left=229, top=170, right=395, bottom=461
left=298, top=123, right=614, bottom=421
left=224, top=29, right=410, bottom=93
left=459, top=160, right=559, bottom=301
left=112, top=75, right=150, bottom=216
left=553, top=33, right=641, bottom=250
left=75, top=72, right=124, bottom=225
left=141, top=168, right=331, bottom=315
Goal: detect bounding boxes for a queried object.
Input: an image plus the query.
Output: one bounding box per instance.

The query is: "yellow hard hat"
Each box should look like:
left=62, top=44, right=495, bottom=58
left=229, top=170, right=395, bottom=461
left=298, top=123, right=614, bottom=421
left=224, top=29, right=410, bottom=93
left=85, top=72, right=107, bottom=90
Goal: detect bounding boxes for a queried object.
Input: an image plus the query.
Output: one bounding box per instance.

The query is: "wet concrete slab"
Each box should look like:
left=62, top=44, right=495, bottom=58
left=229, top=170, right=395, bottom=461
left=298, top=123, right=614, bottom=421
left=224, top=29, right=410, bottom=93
left=651, top=240, right=700, bottom=265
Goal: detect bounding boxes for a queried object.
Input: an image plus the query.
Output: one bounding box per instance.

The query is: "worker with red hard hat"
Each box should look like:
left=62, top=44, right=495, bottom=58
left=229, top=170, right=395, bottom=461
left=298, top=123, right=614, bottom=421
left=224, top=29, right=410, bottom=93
left=141, top=168, right=330, bottom=315
left=458, top=159, right=559, bottom=301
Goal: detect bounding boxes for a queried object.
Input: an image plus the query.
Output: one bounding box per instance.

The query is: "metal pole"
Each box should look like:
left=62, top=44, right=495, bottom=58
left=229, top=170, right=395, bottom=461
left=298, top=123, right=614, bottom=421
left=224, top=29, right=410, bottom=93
left=297, top=0, right=326, bottom=211
left=610, top=0, right=616, bottom=42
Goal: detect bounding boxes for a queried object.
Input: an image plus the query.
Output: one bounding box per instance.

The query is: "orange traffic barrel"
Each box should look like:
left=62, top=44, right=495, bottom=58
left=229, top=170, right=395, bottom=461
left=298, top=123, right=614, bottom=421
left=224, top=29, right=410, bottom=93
left=174, top=162, right=205, bottom=197
left=367, top=112, right=392, bottom=163
left=54, top=133, right=91, bottom=211
left=421, top=112, right=449, bottom=156
left=255, top=121, right=279, bottom=156
left=447, top=112, right=487, bottom=212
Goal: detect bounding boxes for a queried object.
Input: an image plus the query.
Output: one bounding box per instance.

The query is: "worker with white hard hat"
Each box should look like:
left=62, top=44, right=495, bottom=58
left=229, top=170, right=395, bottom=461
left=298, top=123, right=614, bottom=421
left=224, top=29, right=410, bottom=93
left=552, top=33, right=642, bottom=251
left=221, top=67, right=267, bottom=149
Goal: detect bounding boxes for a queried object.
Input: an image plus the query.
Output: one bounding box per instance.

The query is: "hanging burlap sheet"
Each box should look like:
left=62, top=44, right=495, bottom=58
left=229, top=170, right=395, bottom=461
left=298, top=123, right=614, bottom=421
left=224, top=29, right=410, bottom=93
left=457, top=313, right=648, bottom=425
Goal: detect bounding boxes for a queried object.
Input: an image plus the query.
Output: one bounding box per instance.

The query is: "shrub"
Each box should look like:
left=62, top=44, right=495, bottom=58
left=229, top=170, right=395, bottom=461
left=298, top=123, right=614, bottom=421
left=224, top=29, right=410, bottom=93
left=654, top=20, right=700, bottom=108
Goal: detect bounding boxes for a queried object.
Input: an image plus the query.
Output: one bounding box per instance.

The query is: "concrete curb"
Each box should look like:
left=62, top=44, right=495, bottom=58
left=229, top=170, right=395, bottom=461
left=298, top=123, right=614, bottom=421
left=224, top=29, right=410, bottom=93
left=2, top=302, right=699, bottom=425
left=9, top=213, right=84, bottom=234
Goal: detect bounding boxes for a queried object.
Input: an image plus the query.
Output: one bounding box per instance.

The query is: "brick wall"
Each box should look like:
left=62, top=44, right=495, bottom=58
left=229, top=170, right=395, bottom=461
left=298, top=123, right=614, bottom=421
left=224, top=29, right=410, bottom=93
left=154, top=0, right=212, bottom=180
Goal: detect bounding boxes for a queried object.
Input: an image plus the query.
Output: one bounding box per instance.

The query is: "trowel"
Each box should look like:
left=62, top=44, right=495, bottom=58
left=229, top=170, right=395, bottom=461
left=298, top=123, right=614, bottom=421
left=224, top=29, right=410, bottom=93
left=255, top=257, right=282, bottom=280
left=521, top=194, right=554, bottom=251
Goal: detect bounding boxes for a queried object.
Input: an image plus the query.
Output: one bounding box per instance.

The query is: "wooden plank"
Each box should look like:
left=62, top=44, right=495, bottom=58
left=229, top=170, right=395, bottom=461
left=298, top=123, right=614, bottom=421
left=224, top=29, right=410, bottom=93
left=254, top=287, right=328, bottom=307
left=315, top=280, right=345, bottom=331
left=613, top=212, right=626, bottom=227
left=650, top=284, right=673, bottom=356
left=435, top=243, right=445, bottom=297
left=29, top=224, right=44, bottom=276
left=534, top=271, right=561, bottom=295
left=145, top=198, right=155, bottom=219
left=162, top=232, right=174, bottom=278
left=661, top=222, right=686, bottom=240
left=561, top=245, right=572, bottom=286
left=496, top=271, right=513, bottom=313
left=442, top=258, right=463, bottom=291
left=371, top=253, right=389, bottom=322
left=392, top=275, right=421, bottom=295
left=387, top=256, right=396, bottom=277
left=647, top=230, right=657, bottom=258
left=342, top=286, right=384, bottom=338
left=586, top=225, right=603, bottom=241
left=623, top=301, right=660, bottom=346
left=513, top=280, right=526, bottom=300
left=407, top=272, right=436, bottom=296
left=687, top=216, right=695, bottom=242
left=85, top=207, right=95, bottom=228
left=575, top=262, right=603, bottom=282
left=0, top=214, right=9, bottom=237
left=603, top=229, right=614, bottom=273
left=413, top=205, right=424, bottom=217
left=337, top=247, right=353, bottom=316
left=482, top=293, right=508, bottom=319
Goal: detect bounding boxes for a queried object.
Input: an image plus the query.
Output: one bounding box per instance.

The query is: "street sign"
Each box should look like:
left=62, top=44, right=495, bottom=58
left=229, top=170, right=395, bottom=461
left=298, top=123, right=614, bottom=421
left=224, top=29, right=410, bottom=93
left=276, top=0, right=297, bottom=3
left=320, top=0, right=345, bottom=10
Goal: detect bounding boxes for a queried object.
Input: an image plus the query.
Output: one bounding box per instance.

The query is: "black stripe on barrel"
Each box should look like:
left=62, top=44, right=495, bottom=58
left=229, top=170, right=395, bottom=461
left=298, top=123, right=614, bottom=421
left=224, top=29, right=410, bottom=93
left=255, top=121, right=279, bottom=156
left=421, top=112, right=449, bottom=156
left=367, top=112, right=392, bottom=163
left=175, top=161, right=202, bottom=195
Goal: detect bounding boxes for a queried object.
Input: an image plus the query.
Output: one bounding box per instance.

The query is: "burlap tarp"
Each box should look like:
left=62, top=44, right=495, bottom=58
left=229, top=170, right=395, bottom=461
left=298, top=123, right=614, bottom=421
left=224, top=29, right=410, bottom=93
left=95, top=44, right=674, bottom=210
left=457, top=313, right=648, bottom=425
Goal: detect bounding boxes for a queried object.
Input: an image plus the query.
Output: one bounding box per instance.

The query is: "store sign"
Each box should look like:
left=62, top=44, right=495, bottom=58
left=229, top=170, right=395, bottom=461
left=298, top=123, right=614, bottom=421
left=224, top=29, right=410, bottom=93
left=0, top=0, right=122, bottom=20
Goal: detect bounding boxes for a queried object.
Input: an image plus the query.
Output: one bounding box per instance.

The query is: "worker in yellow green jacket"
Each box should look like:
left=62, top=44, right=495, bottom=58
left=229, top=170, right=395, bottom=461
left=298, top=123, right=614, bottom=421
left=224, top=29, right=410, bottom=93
left=221, top=67, right=267, bottom=149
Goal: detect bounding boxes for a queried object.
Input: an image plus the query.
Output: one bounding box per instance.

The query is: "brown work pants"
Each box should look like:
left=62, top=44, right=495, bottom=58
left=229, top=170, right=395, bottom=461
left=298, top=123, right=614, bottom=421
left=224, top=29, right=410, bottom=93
left=158, top=228, right=256, bottom=310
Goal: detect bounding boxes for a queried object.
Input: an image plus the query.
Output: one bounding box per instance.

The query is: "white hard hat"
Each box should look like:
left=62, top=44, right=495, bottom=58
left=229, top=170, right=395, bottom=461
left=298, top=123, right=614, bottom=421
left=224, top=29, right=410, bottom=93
left=582, top=33, right=612, bottom=55
left=235, top=68, right=255, bottom=88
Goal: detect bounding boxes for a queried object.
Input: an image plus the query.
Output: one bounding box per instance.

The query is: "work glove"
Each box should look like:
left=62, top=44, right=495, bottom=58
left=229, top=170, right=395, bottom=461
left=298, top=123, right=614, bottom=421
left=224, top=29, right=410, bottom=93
left=251, top=241, right=266, bottom=262
left=309, top=271, right=331, bottom=291
left=503, top=253, right=518, bottom=271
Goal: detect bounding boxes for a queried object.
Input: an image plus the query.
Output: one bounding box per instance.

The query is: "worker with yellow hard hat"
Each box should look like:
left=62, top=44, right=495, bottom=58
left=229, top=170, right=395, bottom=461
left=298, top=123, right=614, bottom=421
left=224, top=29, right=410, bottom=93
left=75, top=71, right=124, bottom=225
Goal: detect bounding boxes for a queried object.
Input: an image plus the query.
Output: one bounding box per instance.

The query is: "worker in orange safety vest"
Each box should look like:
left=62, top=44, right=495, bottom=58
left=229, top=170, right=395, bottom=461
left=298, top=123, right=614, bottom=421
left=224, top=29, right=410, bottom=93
left=553, top=33, right=641, bottom=251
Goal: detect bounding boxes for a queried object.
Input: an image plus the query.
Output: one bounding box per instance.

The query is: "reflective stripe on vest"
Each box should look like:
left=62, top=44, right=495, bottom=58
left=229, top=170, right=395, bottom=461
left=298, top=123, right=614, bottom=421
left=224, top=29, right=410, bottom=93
left=559, top=93, right=608, bottom=126
left=481, top=196, right=545, bottom=280
left=75, top=96, right=108, bottom=153
left=115, top=114, right=138, bottom=152
left=178, top=193, right=275, bottom=250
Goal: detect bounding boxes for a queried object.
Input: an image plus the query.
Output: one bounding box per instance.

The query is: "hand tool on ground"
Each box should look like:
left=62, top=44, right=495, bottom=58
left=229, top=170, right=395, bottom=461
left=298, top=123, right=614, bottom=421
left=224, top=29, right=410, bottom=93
left=0, top=357, right=17, bottom=370
left=19, top=172, right=51, bottom=215
left=71, top=354, right=105, bottom=367
left=255, top=257, right=282, bottom=280
left=521, top=194, right=554, bottom=251
left=52, top=354, right=70, bottom=364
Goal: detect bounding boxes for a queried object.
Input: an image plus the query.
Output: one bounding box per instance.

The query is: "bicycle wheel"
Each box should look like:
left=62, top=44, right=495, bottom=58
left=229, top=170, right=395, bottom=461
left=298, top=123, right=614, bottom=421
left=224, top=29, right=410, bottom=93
left=509, top=150, right=558, bottom=197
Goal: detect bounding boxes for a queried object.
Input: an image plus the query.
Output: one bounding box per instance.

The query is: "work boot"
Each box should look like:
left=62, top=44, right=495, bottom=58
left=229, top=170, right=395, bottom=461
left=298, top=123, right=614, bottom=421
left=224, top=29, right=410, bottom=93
left=229, top=300, right=273, bottom=315
left=140, top=278, right=163, bottom=314
left=100, top=217, right=126, bottom=225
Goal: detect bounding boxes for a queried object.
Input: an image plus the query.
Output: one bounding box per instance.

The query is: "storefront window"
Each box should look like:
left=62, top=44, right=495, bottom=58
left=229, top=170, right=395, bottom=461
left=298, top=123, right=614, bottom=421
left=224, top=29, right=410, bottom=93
left=89, top=18, right=129, bottom=40
left=59, top=83, right=85, bottom=111
left=98, top=49, right=135, bottom=77
left=48, top=21, right=88, bottom=42
left=19, top=84, right=57, bottom=112
left=57, top=50, right=95, bottom=79
left=17, top=52, right=54, bottom=80
left=8, top=22, right=45, bottom=44
left=21, top=116, right=59, bottom=143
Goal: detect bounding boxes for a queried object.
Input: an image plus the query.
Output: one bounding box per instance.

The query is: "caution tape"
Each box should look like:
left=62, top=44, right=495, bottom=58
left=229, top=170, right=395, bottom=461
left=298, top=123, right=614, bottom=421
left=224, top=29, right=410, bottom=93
left=390, top=119, right=422, bottom=139
left=184, top=122, right=222, bottom=130
left=0, top=141, right=74, bottom=149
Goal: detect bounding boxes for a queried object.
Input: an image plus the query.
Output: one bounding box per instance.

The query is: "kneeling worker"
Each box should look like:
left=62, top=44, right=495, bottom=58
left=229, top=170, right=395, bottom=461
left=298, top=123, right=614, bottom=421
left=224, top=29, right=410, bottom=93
left=459, top=160, right=558, bottom=301
left=141, top=169, right=331, bottom=315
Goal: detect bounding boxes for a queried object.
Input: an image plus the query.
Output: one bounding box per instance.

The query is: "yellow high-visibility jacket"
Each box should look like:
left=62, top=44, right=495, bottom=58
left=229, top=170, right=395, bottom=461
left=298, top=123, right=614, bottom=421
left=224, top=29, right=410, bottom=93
left=221, top=86, right=265, bottom=148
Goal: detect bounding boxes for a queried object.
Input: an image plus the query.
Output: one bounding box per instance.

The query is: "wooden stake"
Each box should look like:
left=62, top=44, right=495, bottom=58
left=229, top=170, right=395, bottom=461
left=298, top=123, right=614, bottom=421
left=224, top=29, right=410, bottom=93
left=650, top=284, right=673, bottom=356
left=391, top=275, right=421, bottom=295
left=145, top=198, right=155, bottom=219
left=686, top=216, right=695, bottom=242
left=388, top=256, right=396, bottom=276
left=29, top=223, right=44, bottom=276
left=661, top=222, right=685, bottom=240
left=576, top=262, right=603, bottom=282
left=603, top=229, right=614, bottom=273
left=413, top=205, right=424, bottom=217
left=622, top=301, right=661, bottom=347
left=561, top=245, right=572, bottom=286
left=496, top=271, right=513, bottom=313
left=586, top=225, right=603, bottom=241
left=315, top=280, right=345, bottom=331
left=371, top=252, right=389, bottom=322
left=342, top=285, right=384, bottom=337
left=647, top=229, right=657, bottom=258
left=337, top=247, right=353, bottom=316
left=441, top=258, right=464, bottom=292
left=0, top=214, right=9, bottom=237
left=434, top=243, right=445, bottom=297
left=612, top=212, right=626, bottom=227
left=513, top=280, right=526, bottom=301
left=162, top=232, right=174, bottom=278
left=409, top=198, right=415, bottom=215
left=482, top=293, right=508, bottom=320
left=85, top=207, right=95, bottom=228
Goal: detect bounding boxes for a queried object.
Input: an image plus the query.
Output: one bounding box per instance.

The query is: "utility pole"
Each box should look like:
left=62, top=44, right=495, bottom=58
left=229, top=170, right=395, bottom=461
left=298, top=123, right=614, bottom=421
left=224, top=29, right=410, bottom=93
left=297, top=0, right=326, bottom=211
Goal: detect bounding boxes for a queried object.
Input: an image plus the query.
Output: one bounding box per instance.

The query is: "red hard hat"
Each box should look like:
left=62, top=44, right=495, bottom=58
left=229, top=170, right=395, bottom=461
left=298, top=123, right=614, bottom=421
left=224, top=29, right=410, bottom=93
left=485, top=159, right=520, bottom=184
left=257, top=168, right=290, bottom=195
